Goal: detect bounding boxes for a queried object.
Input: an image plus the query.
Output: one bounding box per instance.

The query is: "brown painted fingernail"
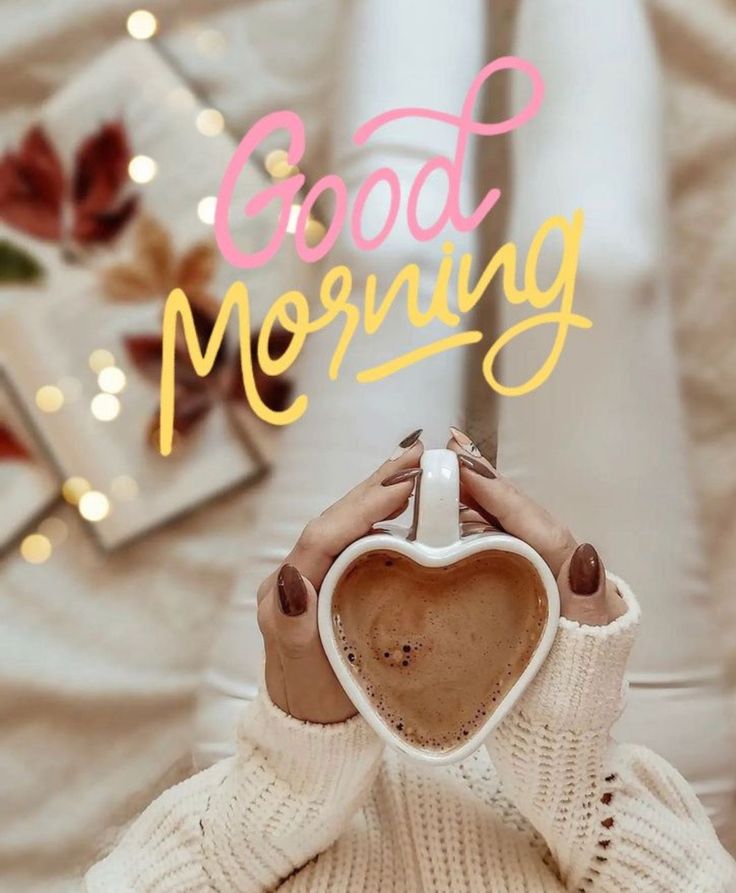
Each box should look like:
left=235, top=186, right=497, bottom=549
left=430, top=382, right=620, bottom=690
left=390, top=428, right=422, bottom=459
left=457, top=453, right=496, bottom=479
left=569, top=543, right=602, bottom=595
left=381, top=468, right=422, bottom=487
left=277, top=564, right=308, bottom=616
left=449, top=426, right=482, bottom=457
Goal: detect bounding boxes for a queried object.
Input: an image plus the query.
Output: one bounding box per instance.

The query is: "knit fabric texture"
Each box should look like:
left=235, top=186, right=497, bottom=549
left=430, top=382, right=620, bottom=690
left=84, top=577, right=736, bottom=892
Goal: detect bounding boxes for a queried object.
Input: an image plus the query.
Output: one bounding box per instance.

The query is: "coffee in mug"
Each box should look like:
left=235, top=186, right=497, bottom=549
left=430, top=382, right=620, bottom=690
left=332, top=548, right=548, bottom=752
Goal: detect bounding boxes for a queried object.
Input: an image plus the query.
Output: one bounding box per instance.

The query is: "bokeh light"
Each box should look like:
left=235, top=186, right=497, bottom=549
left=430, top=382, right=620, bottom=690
left=127, top=9, right=158, bottom=40
left=20, top=534, right=52, bottom=565
left=197, top=196, right=216, bottom=225
left=128, top=154, right=157, bottom=184
left=304, top=217, right=327, bottom=248
left=90, top=393, right=121, bottom=422
left=62, top=476, right=91, bottom=506
left=97, top=366, right=126, bottom=394
left=286, top=204, right=301, bottom=235
left=78, top=491, right=110, bottom=523
left=195, top=108, right=224, bottom=137
left=89, top=349, right=115, bottom=373
left=264, top=149, right=299, bottom=179
left=35, top=385, right=64, bottom=413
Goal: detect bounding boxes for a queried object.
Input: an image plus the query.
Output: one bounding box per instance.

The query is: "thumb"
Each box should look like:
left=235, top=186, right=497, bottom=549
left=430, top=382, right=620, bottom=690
left=273, top=563, right=319, bottom=660
left=557, top=543, right=610, bottom=627
left=270, top=564, right=356, bottom=723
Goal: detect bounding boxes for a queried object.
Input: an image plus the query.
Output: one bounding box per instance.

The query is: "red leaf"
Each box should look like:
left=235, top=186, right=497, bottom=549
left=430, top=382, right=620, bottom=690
left=0, top=422, right=31, bottom=461
left=72, top=121, right=136, bottom=244
left=74, top=193, right=139, bottom=245
left=124, top=332, right=206, bottom=390
left=174, top=390, right=213, bottom=435
left=227, top=324, right=294, bottom=411
left=251, top=325, right=292, bottom=362
left=145, top=391, right=212, bottom=449
left=253, top=372, right=294, bottom=413
left=0, top=126, right=64, bottom=240
left=124, top=333, right=164, bottom=384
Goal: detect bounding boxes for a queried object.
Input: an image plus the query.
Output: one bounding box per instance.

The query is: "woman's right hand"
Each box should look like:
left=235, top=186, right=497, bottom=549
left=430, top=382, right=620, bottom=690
left=256, top=429, right=424, bottom=725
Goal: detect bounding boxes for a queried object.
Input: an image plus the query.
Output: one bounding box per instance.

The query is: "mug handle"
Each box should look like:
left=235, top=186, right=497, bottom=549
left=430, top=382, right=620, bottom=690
left=412, top=449, right=460, bottom=547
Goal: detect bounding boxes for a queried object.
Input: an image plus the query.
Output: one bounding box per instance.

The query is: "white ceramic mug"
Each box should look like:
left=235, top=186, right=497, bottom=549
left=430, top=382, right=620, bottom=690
left=318, top=449, right=560, bottom=764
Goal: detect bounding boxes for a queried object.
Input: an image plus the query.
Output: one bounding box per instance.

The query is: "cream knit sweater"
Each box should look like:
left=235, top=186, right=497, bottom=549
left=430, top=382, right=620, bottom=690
left=84, top=578, right=736, bottom=892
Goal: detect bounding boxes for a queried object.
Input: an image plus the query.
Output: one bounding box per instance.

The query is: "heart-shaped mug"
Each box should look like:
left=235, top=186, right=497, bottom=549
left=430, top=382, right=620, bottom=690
left=318, top=449, right=560, bottom=765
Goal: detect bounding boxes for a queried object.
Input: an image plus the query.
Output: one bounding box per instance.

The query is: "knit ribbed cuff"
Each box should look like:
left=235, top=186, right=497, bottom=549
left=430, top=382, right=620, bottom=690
left=514, top=574, right=640, bottom=733
left=238, top=686, right=383, bottom=792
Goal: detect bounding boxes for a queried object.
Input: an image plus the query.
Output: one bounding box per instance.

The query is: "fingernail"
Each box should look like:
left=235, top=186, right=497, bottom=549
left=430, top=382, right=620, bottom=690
left=569, top=543, right=602, bottom=595
left=381, top=468, right=422, bottom=487
left=457, top=454, right=496, bottom=479
left=390, top=428, right=423, bottom=460
left=449, top=426, right=482, bottom=457
left=277, top=564, right=308, bottom=616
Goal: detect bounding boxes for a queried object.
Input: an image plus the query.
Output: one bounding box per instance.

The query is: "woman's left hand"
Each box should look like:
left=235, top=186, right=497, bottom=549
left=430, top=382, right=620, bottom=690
left=448, top=429, right=627, bottom=626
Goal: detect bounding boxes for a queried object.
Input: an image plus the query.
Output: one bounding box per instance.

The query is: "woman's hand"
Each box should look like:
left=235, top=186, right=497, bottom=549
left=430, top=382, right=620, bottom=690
left=257, top=429, right=424, bottom=724
left=448, top=427, right=627, bottom=627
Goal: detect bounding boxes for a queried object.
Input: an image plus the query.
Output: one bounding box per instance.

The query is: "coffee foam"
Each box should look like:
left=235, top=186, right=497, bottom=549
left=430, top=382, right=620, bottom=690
left=332, top=549, right=547, bottom=752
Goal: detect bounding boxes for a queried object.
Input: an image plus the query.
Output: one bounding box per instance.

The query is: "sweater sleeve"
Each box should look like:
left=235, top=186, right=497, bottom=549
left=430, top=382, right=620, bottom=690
left=83, top=689, right=383, bottom=893
left=486, top=575, right=736, bottom=893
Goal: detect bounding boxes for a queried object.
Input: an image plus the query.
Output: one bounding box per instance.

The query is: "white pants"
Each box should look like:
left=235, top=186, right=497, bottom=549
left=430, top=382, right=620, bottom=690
left=194, top=0, right=735, bottom=837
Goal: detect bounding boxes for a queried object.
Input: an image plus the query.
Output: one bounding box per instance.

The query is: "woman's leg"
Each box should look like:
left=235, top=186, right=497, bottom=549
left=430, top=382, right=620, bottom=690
left=193, top=0, right=488, bottom=767
left=499, top=0, right=735, bottom=834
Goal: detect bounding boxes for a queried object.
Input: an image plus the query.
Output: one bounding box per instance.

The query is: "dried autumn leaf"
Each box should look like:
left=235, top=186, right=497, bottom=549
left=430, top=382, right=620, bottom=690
left=136, top=214, right=175, bottom=294
left=100, top=261, right=157, bottom=301
left=73, top=121, right=130, bottom=214
left=123, top=333, right=164, bottom=384
left=72, top=121, right=136, bottom=245
left=253, top=374, right=294, bottom=413
left=177, top=241, right=218, bottom=295
left=146, top=390, right=212, bottom=448
left=173, top=389, right=213, bottom=435
left=227, top=325, right=294, bottom=409
left=0, top=422, right=31, bottom=461
left=73, top=193, right=138, bottom=245
left=0, top=239, right=44, bottom=283
left=0, top=126, right=64, bottom=240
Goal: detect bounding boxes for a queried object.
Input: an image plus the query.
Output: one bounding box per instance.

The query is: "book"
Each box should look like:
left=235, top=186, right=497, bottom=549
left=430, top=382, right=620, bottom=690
left=0, top=39, right=306, bottom=548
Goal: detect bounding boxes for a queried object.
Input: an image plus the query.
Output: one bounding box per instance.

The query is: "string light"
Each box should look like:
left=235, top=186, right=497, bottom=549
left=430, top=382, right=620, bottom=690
left=197, top=196, right=216, bottom=225
left=78, top=491, right=110, bottom=523
left=286, top=204, right=301, bottom=235
left=305, top=218, right=327, bottom=248
left=98, top=367, right=126, bottom=394
left=20, top=534, right=52, bottom=564
left=110, top=475, right=139, bottom=501
left=128, top=155, right=157, bottom=184
left=62, top=477, right=91, bottom=506
left=90, top=393, right=121, bottom=422
left=265, top=149, right=298, bottom=179
left=89, top=349, right=115, bottom=373
left=35, top=385, right=64, bottom=413
left=127, top=9, right=158, bottom=40
left=195, top=108, right=225, bottom=137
